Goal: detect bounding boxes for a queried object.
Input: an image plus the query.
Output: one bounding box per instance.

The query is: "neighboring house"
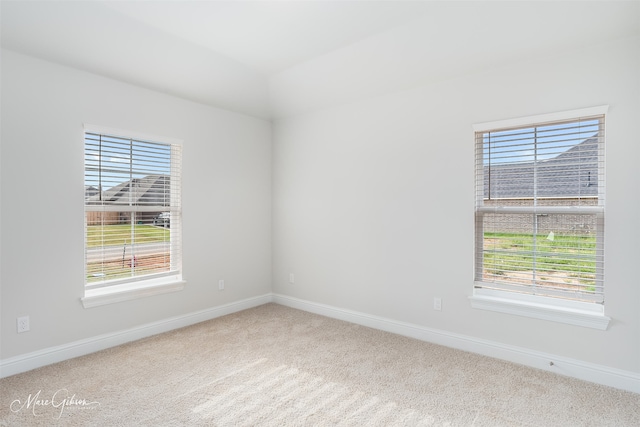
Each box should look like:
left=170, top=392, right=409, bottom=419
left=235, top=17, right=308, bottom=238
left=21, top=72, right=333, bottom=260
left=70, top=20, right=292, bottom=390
left=484, top=136, right=598, bottom=199
left=483, top=137, right=599, bottom=234
left=84, top=185, right=100, bottom=199
left=85, top=175, right=170, bottom=225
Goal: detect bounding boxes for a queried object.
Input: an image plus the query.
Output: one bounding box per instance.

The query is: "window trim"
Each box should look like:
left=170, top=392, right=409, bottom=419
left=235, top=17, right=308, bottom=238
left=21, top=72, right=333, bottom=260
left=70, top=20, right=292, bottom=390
left=82, top=124, right=184, bottom=307
left=469, top=289, right=611, bottom=330
left=472, top=105, right=609, bottom=134
left=81, top=276, right=186, bottom=308
left=471, top=106, right=610, bottom=329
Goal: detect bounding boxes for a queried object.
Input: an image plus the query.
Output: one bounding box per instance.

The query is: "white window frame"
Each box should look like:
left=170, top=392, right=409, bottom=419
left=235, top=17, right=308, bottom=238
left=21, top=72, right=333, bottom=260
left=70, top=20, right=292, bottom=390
left=81, top=124, right=185, bottom=308
left=470, top=106, right=610, bottom=330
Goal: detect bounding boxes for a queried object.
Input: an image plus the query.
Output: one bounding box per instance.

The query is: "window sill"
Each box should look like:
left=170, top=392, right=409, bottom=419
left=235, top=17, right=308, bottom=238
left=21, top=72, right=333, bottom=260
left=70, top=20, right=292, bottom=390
left=82, top=276, right=186, bottom=308
left=469, top=289, right=610, bottom=330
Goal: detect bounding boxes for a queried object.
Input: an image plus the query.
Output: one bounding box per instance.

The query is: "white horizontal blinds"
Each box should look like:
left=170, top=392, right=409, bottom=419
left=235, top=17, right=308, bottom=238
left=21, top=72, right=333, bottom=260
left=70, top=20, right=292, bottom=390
left=84, top=131, right=182, bottom=288
left=474, top=115, right=605, bottom=303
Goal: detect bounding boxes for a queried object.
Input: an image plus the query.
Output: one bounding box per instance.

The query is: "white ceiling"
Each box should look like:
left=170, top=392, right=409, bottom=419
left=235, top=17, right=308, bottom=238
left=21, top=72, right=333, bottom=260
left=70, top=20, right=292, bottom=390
left=2, top=1, right=639, bottom=119
left=103, top=1, right=434, bottom=75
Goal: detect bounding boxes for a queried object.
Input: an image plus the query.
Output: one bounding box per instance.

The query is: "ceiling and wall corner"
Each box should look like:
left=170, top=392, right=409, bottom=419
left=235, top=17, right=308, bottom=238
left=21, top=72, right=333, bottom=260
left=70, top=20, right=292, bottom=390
left=267, top=2, right=640, bottom=118
left=2, top=1, right=638, bottom=119
left=0, top=1, right=271, bottom=118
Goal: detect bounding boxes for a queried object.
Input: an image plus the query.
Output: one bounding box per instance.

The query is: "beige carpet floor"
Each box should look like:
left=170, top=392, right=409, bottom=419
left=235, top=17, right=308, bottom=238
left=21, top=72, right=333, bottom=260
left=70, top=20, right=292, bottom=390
left=1, top=303, right=639, bottom=426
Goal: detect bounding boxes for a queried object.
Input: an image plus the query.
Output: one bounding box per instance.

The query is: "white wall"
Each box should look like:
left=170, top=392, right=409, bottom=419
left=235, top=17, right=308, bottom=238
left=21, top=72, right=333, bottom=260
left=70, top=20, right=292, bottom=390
left=272, top=36, right=640, bottom=374
left=0, top=49, right=272, bottom=360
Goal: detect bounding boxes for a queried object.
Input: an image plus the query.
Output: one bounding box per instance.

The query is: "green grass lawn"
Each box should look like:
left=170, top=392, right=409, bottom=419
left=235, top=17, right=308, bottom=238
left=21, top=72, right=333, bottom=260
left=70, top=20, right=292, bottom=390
left=483, top=232, right=596, bottom=285
left=86, top=224, right=170, bottom=247
left=86, top=253, right=171, bottom=283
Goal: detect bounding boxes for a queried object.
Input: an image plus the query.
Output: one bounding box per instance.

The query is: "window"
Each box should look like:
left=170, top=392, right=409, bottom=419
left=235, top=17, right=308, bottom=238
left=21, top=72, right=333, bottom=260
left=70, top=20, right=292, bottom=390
left=472, top=107, right=609, bottom=329
left=83, top=125, right=183, bottom=306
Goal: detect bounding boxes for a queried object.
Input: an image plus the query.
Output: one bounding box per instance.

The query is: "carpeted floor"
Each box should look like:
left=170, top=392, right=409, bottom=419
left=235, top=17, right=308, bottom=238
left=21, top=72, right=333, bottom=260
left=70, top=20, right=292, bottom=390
left=1, top=303, right=639, bottom=426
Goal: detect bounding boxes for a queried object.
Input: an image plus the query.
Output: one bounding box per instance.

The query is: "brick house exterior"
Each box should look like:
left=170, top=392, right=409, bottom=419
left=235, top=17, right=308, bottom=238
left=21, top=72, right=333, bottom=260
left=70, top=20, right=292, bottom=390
left=85, top=175, right=170, bottom=226
left=482, top=137, right=600, bottom=234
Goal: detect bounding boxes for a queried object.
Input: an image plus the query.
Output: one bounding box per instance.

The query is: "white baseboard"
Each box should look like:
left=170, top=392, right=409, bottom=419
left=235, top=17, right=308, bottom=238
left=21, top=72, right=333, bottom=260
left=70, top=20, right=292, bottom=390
left=272, top=293, right=640, bottom=394
left=3, top=292, right=638, bottom=394
left=0, top=294, right=272, bottom=379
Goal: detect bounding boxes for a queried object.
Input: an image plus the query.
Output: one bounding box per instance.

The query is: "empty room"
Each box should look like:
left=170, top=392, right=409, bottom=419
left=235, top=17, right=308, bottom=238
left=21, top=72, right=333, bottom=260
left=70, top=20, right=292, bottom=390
left=1, top=1, right=639, bottom=425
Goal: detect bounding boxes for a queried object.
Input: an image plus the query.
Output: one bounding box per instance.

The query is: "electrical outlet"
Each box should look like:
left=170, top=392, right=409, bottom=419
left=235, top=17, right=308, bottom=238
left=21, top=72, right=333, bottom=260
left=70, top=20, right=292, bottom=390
left=433, top=297, right=442, bottom=311
left=289, top=273, right=295, bottom=284
left=218, top=280, right=225, bottom=291
left=17, top=316, right=30, bottom=333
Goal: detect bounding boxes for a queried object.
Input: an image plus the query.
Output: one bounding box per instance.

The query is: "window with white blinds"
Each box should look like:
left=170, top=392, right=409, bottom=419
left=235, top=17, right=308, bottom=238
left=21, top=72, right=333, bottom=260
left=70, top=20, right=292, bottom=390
left=474, top=111, right=605, bottom=304
left=84, top=127, right=182, bottom=289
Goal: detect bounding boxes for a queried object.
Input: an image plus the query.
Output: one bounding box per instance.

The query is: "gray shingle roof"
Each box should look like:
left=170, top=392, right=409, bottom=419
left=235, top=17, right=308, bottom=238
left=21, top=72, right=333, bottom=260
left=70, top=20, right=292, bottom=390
left=484, top=137, right=599, bottom=199
left=85, top=175, right=170, bottom=206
